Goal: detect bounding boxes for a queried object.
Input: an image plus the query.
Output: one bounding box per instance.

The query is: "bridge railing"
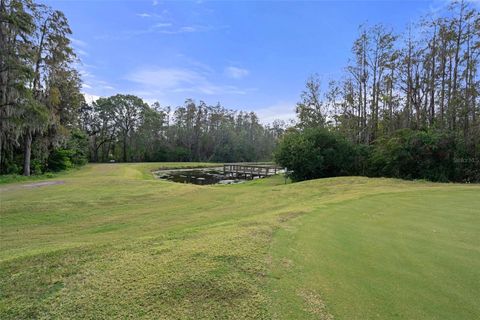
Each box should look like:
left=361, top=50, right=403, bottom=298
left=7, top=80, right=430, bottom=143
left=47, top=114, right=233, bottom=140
left=222, top=163, right=282, bottom=179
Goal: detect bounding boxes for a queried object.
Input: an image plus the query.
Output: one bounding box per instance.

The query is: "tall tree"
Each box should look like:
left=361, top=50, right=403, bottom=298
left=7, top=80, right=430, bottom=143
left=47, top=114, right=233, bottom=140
left=295, top=74, right=326, bottom=129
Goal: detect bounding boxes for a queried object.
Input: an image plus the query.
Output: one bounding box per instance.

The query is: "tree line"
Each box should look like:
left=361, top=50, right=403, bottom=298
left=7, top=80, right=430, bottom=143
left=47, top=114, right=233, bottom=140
left=278, top=0, right=479, bottom=182
left=80, top=95, right=280, bottom=164
left=0, top=0, right=279, bottom=176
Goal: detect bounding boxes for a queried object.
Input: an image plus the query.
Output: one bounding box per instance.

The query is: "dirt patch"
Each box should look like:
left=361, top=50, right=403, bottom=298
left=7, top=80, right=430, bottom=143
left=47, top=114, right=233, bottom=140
left=23, top=180, right=65, bottom=188
left=0, top=180, right=65, bottom=192
left=297, top=289, right=334, bottom=319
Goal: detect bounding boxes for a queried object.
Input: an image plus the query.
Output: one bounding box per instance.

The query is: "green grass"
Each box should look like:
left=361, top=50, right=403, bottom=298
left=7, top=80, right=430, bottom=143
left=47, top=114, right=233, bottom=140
left=0, top=172, right=60, bottom=184
left=1, top=163, right=479, bottom=319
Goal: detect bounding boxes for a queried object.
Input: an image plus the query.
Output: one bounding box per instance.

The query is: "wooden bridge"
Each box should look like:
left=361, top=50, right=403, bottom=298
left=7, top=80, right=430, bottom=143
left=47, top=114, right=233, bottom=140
left=223, top=163, right=282, bottom=180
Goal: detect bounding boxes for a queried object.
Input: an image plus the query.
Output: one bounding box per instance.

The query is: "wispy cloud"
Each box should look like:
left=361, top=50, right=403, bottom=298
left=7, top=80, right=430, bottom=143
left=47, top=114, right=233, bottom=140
left=76, top=60, right=116, bottom=98
left=155, top=25, right=212, bottom=35
left=95, top=8, right=222, bottom=40
left=136, top=13, right=152, bottom=18
left=153, top=22, right=173, bottom=28
left=225, top=66, right=249, bottom=79
left=70, top=37, right=89, bottom=57
left=76, top=48, right=89, bottom=57
left=126, top=66, right=249, bottom=97
left=256, top=101, right=296, bottom=124
left=136, top=9, right=170, bottom=19
left=70, top=37, right=87, bottom=48
left=95, top=23, right=212, bottom=40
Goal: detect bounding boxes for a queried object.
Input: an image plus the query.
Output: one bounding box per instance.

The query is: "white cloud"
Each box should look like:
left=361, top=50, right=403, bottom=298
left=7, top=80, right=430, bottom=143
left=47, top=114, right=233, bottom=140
left=83, top=93, right=101, bottom=104
left=153, top=22, right=173, bottom=28
left=255, top=101, right=296, bottom=124
left=225, top=66, right=249, bottom=79
left=156, top=25, right=212, bottom=35
left=126, top=67, right=249, bottom=97
left=76, top=48, right=89, bottom=57
left=128, top=68, right=202, bottom=89
left=70, top=37, right=87, bottom=48
left=95, top=23, right=209, bottom=40
left=70, top=37, right=89, bottom=57
left=76, top=61, right=116, bottom=96
left=152, top=0, right=158, bottom=6
left=136, top=9, right=170, bottom=19
left=179, top=26, right=197, bottom=33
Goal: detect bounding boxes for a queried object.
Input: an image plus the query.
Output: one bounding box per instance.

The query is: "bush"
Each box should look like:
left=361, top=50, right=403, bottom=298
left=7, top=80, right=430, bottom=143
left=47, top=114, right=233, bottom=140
left=147, top=146, right=171, bottom=162
left=274, top=128, right=358, bottom=181
left=4, top=161, right=20, bottom=175
left=171, top=147, right=191, bottom=162
left=66, top=130, right=89, bottom=166
left=368, top=129, right=456, bottom=182
left=31, top=159, right=44, bottom=174
left=46, top=130, right=88, bottom=172
left=47, top=149, right=73, bottom=172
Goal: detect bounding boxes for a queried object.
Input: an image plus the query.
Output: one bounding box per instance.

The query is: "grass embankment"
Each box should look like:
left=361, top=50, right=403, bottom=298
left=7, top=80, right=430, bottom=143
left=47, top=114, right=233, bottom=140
left=1, top=163, right=479, bottom=319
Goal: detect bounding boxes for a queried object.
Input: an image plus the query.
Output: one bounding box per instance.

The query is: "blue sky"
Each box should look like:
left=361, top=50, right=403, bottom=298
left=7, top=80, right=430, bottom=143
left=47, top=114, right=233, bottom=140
left=45, top=0, right=454, bottom=123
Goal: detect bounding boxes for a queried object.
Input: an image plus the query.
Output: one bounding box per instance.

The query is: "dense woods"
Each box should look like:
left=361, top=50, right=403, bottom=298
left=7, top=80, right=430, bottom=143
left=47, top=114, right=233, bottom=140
left=79, top=96, right=279, bottom=163
left=0, top=0, right=277, bottom=176
left=277, top=0, right=480, bottom=182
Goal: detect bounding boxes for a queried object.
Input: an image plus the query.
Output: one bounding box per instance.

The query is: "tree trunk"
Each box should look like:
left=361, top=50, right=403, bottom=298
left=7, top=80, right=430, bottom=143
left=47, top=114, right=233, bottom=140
left=439, top=39, right=446, bottom=128
left=23, top=130, right=32, bottom=176
left=429, top=26, right=436, bottom=125
left=33, top=20, right=48, bottom=98
left=123, top=134, right=127, bottom=162
left=362, top=32, right=368, bottom=144
left=406, top=32, right=413, bottom=129
left=472, top=69, right=477, bottom=124
left=389, top=68, right=394, bottom=133
left=0, top=135, right=3, bottom=173
left=447, top=55, right=453, bottom=130
left=371, top=54, right=378, bottom=142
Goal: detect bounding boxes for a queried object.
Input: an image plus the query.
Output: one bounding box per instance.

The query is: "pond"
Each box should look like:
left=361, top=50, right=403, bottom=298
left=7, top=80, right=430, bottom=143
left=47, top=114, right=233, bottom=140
left=153, top=167, right=246, bottom=185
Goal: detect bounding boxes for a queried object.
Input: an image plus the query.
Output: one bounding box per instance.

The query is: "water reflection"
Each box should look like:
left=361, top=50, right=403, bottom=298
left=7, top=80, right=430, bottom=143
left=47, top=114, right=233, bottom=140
left=154, top=168, right=245, bottom=185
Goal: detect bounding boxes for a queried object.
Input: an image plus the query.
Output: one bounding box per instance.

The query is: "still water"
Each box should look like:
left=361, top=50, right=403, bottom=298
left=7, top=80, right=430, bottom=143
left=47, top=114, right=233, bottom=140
left=154, top=168, right=245, bottom=185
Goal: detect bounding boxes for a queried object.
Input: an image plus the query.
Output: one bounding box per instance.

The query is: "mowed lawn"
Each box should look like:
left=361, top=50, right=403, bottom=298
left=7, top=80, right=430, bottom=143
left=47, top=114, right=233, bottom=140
left=1, top=163, right=479, bottom=319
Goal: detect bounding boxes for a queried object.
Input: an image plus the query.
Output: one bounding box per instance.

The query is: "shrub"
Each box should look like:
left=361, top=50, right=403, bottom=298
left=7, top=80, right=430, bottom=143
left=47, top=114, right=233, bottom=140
left=368, top=129, right=456, bottom=182
left=47, top=149, right=73, bottom=172
left=274, top=128, right=358, bottom=181
left=171, top=147, right=191, bottom=162
left=31, top=159, right=44, bottom=174
left=66, top=130, right=89, bottom=166
left=4, top=161, right=20, bottom=175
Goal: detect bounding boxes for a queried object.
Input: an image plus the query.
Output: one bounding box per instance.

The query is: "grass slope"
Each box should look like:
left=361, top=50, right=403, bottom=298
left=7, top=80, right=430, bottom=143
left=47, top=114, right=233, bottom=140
left=1, top=163, right=479, bottom=319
